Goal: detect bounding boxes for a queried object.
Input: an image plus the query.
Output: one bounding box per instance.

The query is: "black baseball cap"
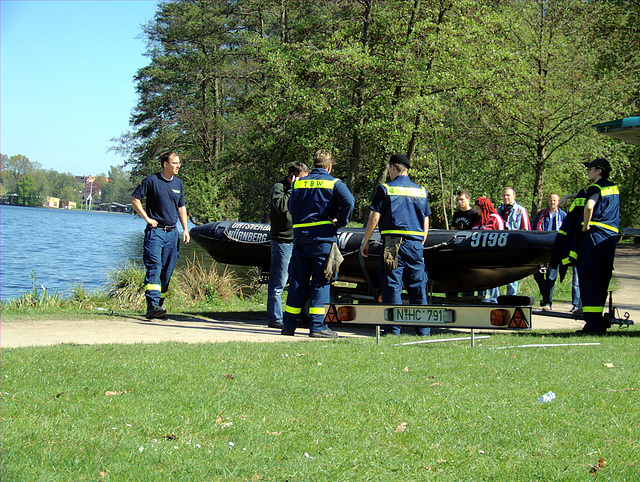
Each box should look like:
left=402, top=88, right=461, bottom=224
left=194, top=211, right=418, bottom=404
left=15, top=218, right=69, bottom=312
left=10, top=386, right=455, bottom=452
left=583, top=157, right=611, bottom=173
left=389, top=154, right=410, bottom=169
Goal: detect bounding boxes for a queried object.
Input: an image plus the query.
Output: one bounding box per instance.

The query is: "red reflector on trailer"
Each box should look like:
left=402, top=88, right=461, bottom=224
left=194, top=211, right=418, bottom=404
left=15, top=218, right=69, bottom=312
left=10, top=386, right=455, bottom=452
left=337, top=306, right=356, bottom=321
left=490, top=309, right=509, bottom=326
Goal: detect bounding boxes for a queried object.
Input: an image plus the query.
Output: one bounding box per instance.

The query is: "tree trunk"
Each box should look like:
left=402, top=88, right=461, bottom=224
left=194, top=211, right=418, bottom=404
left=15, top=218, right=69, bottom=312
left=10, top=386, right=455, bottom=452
left=346, top=0, right=371, bottom=191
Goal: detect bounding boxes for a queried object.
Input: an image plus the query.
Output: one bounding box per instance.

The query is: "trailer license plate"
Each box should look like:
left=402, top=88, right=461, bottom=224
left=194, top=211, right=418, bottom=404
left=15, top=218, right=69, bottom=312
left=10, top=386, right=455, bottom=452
left=392, top=307, right=454, bottom=324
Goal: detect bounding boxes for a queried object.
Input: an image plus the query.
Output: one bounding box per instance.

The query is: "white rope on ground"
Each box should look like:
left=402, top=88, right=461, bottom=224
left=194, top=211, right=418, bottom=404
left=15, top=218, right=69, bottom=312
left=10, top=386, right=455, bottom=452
left=392, top=335, right=491, bottom=346
left=490, top=343, right=601, bottom=350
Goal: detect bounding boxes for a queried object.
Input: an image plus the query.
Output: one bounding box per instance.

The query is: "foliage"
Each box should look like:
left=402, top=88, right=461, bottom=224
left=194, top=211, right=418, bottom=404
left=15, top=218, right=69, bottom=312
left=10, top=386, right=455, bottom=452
left=14, top=174, right=41, bottom=206
left=101, top=165, right=136, bottom=205
left=110, top=0, right=638, bottom=227
left=0, top=153, right=84, bottom=205
left=2, top=333, right=639, bottom=480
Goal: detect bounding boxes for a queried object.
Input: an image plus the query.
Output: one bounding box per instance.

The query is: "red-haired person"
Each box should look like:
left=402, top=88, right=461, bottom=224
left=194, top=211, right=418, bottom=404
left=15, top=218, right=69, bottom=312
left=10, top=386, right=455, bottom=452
left=472, top=197, right=504, bottom=302
left=472, top=197, right=505, bottom=230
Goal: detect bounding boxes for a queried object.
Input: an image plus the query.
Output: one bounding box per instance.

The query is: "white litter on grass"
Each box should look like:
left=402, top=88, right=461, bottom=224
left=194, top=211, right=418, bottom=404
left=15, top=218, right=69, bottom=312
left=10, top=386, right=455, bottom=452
left=537, top=391, right=556, bottom=403
left=491, top=343, right=600, bottom=350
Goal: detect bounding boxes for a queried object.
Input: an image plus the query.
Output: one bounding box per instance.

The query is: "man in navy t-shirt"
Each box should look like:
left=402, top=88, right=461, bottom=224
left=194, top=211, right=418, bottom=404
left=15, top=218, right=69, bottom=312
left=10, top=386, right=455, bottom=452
left=131, top=151, right=190, bottom=319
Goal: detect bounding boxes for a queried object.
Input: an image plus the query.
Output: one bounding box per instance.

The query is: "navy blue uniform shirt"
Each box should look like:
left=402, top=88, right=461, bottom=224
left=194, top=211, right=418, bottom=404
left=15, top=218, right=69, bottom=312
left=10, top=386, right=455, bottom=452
left=131, top=173, right=185, bottom=226
left=370, top=175, right=431, bottom=241
left=288, top=168, right=354, bottom=244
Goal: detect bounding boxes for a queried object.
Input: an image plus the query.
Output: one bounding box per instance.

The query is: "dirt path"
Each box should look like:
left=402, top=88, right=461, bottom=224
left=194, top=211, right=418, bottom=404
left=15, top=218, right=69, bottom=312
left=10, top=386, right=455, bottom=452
left=2, top=245, right=638, bottom=348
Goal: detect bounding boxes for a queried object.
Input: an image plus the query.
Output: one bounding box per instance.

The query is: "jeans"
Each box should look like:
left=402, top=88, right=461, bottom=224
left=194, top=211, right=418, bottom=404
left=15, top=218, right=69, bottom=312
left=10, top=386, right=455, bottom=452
left=571, top=266, right=580, bottom=308
left=267, top=240, right=293, bottom=324
left=143, top=227, right=179, bottom=310
left=378, top=239, right=430, bottom=336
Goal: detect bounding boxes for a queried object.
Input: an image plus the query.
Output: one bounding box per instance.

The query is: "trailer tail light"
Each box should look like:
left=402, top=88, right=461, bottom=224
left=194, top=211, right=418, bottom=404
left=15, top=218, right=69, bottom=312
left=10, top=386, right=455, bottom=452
left=337, top=306, right=356, bottom=322
left=490, top=309, right=509, bottom=326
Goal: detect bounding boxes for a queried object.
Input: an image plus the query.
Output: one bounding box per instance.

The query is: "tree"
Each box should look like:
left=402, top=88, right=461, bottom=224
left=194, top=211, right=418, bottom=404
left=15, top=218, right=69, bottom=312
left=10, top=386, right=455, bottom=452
left=47, top=170, right=82, bottom=204
left=117, top=0, right=640, bottom=226
left=14, top=174, right=40, bottom=206
left=462, top=0, right=634, bottom=215
left=101, top=166, right=136, bottom=205
left=0, top=154, right=42, bottom=194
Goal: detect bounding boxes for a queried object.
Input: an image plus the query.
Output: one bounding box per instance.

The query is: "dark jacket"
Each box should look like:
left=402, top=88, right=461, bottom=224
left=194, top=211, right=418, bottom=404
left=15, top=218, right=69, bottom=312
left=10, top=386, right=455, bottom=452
left=270, top=177, right=293, bottom=242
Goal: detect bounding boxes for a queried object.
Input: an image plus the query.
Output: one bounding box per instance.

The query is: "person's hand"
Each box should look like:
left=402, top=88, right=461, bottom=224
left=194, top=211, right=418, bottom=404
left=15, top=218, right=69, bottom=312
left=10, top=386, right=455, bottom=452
left=183, top=230, right=191, bottom=244
left=360, top=243, right=369, bottom=257
left=147, top=218, right=158, bottom=228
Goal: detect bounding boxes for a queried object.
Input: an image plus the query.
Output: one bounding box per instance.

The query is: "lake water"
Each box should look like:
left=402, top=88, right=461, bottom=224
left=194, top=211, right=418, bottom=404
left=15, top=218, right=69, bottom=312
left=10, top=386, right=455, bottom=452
left=0, top=205, right=214, bottom=301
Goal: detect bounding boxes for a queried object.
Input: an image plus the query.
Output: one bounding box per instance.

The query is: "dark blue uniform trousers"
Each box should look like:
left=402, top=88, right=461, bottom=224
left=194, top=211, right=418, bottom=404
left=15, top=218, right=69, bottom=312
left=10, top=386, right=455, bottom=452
left=577, top=230, right=616, bottom=330
left=143, top=227, right=180, bottom=310
left=283, top=241, right=332, bottom=334
left=378, top=238, right=430, bottom=336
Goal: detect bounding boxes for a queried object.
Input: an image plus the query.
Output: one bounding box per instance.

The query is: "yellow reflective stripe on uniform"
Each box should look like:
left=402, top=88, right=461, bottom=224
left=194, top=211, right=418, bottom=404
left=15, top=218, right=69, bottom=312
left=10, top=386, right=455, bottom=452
left=600, top=186, right=619, bottom=196
left=380, top=229, right=425, bottom=236
left=561, top=251, right=578, bottom=265
left=285, top=305, right=301, bottom=314
left=583, top=306, right=604, bottom=313
left=144, top=284, right=162, bottom=292
left=569, top=197, right=585, bottom=212
left=558, top=229, right=567, bottom=235
left=309, top=307, right=325, bottom=315
left=382, top=183, right=426, bottom=198
left=294, top=179, right=338, bottom=190
left=588, top=221, right=619, bottom=233
left=293, top=220, right=334, bottom=229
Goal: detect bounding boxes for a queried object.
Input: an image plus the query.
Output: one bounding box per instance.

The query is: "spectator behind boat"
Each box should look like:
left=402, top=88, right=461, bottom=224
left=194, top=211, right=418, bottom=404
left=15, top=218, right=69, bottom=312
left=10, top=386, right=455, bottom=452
left=472, top=196, right=504, bottom=303
left=496, top=187, right=531, bottom=298
left=472, top=197, right=504, bottom=230
left=532, top=193, right=580, bottom=313
left=451, top=189, right=478, bottom=230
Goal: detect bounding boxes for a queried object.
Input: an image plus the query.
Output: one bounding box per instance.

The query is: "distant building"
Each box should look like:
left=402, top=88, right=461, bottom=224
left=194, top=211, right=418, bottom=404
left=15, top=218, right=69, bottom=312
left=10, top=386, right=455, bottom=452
left=99, top=202, right=128, bottom=213
left=43, top=197, right=60, bottom=209
left=76, top=175, right=103, bottom=208
left=60, top=201, right=77, bottom=210
left=0, top=194, right=18, bottom=205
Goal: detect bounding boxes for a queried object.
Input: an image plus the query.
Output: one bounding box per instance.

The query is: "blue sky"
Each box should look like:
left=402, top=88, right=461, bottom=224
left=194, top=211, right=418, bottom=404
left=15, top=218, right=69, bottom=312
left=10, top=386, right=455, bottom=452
left=1, top=0, right=160, bottom=176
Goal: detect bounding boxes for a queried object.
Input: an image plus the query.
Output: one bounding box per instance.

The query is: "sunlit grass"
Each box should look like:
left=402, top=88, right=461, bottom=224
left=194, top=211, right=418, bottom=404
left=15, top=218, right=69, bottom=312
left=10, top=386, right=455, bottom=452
left=2, top=335, right=639, bottom=480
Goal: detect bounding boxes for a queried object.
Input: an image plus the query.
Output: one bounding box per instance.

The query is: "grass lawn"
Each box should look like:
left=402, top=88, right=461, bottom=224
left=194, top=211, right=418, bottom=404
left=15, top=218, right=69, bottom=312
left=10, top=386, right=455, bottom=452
left=2, top=331, right=639, bottom=481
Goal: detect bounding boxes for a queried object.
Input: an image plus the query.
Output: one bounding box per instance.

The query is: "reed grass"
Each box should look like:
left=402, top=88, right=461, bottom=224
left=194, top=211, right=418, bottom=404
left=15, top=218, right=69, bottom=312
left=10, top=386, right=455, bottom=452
left=2, top=258, right=250, bottom=318
left=0, top=271, right=67, bottom=311
left=105, top=262, right=147, bottom=310
left=174, top=254, right=245, bottom=304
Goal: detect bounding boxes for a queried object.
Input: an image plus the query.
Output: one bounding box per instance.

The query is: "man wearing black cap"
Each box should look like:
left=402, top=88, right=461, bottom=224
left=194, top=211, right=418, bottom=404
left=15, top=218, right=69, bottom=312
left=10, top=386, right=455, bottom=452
left=576, top=157, right=620, bottom=334
left=361, top=154, right=431, bottom=336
